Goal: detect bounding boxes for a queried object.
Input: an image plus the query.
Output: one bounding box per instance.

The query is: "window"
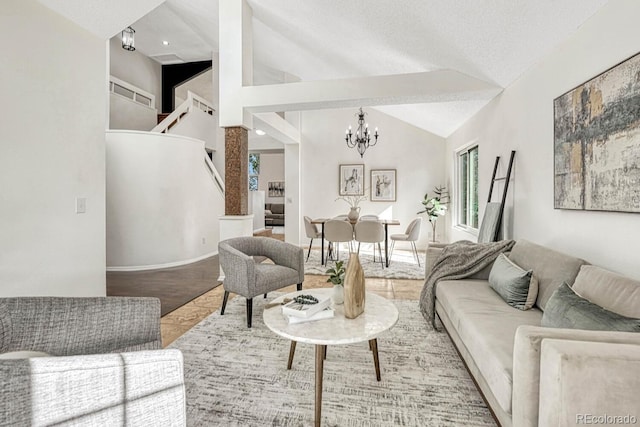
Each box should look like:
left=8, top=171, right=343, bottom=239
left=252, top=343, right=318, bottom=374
left=248, top=153, right=260, bottom=191
left=457, top=145, right=479, bottom=229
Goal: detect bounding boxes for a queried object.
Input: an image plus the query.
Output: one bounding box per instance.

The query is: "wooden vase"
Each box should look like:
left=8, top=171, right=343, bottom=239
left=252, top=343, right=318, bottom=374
left=343, top=253, right=365, bottom=319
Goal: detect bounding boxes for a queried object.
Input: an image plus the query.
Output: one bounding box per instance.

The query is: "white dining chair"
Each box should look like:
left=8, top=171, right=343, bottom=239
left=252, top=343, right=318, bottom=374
left=389, top=217, right=422, bottom=266
left=324, top=219, right=354, bottom=264
left=354, top=220, right=385, bottom=268
left=303, top=216, right=322, bottom=262
left=360, top=214, right=379, bottom=221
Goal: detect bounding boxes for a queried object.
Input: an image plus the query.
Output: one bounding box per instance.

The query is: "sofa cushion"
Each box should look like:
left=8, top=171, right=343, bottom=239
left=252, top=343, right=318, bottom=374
left=436, top=279, right=543, bottom=414
left=507, top=240, right=587, bottom=311
left=489, top=254, right=538, bottom=310
left=542, top=282, right=640, bottom=332
left=269, top=204, right=285, bottom=215
left=572, top=265, right=640, bottom=318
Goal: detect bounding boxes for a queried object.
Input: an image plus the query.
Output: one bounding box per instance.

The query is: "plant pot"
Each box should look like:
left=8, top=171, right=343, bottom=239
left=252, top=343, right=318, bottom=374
left=343, top=253, right=365, bottom=319
left=332, top=284, right=344, bottom=305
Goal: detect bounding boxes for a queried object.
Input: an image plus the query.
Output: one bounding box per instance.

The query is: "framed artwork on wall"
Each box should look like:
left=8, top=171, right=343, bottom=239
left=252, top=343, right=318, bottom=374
left=554, top=51, right=640, bottom=213
left=339, top=164, right=364, bottom=196
left=268, top=181, right=285, bottom=197
left=370, top=169, right=396, bottom=202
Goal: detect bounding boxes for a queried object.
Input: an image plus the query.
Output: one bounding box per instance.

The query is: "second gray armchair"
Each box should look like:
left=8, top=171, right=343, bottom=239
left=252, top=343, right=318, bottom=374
left=218, top=237, right=304, bottom=327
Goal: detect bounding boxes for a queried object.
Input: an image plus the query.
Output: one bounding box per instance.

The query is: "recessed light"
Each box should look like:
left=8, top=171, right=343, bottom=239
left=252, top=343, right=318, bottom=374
left=255, top=129, right=266, bottom=136
left=162, top=40, right=170, bottom=46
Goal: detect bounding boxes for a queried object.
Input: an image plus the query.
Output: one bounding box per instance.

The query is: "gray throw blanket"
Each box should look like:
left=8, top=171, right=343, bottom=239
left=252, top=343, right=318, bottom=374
left=419, top=239, right=515, bottom=329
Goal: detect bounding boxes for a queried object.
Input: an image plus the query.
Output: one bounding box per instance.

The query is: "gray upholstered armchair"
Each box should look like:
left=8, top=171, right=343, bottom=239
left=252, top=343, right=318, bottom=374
left=0, top=297, right=185, bottom=426
left=218, top=237, right=304, bottom=327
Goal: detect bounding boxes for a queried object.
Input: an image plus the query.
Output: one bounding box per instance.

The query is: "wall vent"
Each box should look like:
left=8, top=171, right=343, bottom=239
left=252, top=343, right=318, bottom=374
left=149, top=53, right=185, bottom=65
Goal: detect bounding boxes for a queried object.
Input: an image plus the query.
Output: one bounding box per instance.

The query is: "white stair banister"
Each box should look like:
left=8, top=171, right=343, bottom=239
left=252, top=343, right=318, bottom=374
left=152, top=91, right=215, bottom=134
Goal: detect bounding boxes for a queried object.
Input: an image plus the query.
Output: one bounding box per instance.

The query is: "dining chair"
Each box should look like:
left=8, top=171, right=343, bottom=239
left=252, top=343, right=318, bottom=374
left=354, top=220, right=385, bottom=268
left=303, top=216, right=322, bottom=261
left=360, top=214, right=379, bottom=221
left=389, top=217, right=423, bottom=266
left=324, top=219, right=354, bottom=264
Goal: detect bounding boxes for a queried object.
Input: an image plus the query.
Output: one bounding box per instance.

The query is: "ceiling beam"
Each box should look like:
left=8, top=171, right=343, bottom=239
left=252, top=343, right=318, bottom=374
left=253, top=113, right=301, bottom=145
left=241, top=70, right=502, bottom=113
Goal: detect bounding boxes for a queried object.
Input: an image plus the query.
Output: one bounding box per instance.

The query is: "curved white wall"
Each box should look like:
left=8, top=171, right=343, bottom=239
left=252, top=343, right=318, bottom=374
left=106, top=131, right=224, bottom=269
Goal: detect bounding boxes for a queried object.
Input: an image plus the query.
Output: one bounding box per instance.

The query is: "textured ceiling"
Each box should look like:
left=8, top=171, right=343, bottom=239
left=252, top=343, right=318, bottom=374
left=130, top=0, right=609, bottom=137
left=38, top=0, right=165, bottom=39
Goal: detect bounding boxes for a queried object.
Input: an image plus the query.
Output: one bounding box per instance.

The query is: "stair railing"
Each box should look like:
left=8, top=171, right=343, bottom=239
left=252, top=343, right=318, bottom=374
left=204, top=153, right=225, bottom=195
left=152, top=91, right=215, bottom=134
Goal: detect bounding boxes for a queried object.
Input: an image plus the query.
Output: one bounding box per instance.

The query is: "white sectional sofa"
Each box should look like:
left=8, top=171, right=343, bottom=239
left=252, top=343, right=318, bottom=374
left=426, top=239, right=640, bottom=427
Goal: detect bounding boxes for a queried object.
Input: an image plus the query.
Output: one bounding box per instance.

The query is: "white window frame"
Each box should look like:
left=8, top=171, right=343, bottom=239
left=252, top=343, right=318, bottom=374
left=454, top=142, right=479, bottom=234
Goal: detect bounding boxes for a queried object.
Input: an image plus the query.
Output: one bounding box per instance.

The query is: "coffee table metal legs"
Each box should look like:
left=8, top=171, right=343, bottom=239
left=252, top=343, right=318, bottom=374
left=315, top=344, right=326, bottom=427
left=370, top=339, right=381, bottom=381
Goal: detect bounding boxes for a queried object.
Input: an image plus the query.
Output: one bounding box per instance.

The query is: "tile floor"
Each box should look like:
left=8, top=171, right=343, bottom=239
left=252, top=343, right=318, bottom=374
left=161, top=274, right=423, bottom=346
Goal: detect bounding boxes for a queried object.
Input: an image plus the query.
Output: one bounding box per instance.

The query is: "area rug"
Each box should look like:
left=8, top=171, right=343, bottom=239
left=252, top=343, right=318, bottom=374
left=303, top=247, right=425, bottom=280
left=169, top=294, right=495, bottom=426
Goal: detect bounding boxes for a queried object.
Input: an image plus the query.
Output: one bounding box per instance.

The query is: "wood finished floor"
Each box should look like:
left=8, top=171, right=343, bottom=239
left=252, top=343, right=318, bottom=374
left=161, top=274, right=423, bottom=347
left=107, top=255, right=220, bottom=316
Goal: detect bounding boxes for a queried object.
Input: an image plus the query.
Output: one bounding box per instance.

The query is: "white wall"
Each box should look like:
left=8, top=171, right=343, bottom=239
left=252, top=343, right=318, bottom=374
left=170, top=108, right=218, bottom=152
left=0, top=0, right=106, bottom=296
left=109, top=93, right=157, bottom=131
left=300, top=108, right=446, bottom=249
left=446, top=0, right=640, bottom=279
left=249, top=190, right=266, bottom=231
left=175, top=69, right=213, bottom=107
left=255, top=152, right=285, bottom=203
left=109, top=36, right=162, bottom=111
left=106, top=131, right=224, bottom=269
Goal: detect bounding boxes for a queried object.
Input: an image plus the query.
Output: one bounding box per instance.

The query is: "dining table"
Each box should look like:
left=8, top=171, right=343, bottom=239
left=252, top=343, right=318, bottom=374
left=311, top=218, right=401, bottom=267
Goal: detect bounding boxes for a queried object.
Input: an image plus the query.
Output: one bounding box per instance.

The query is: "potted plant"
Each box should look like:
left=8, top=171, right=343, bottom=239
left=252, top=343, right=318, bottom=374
left=326, top=260, right=345, bottom=304
left=418, top=186, right=448, bottom=242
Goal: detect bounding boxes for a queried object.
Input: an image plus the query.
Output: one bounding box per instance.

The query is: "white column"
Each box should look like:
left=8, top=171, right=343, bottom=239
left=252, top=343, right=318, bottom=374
left=219, top=0, right=253, bottom=129
left=284, top=144, right=300, bottom=245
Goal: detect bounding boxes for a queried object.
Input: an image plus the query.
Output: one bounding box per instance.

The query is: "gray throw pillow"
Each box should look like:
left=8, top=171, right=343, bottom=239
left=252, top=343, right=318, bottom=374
left=489, top=253, right=538, bottom=310
left=542, top=282, right=640, bottom=332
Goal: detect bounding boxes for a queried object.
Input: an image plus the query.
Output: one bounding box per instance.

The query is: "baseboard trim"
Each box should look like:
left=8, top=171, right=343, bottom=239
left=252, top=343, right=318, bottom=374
left=107, top=251, right=218, bottom=272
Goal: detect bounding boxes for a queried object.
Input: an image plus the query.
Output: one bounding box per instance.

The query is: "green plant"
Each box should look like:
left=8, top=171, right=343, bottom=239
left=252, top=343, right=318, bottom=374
left=417, top=186, right=449, bottom=242
left=325, top=260, right=345, bottom=286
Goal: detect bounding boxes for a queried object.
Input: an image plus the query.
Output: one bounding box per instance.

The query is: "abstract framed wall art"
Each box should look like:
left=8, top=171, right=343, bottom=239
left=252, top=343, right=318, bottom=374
left=370, top=169, right=396, bottom=202
left=339, top=164, right=364, bottom=196
left=268, top=181, right=284, bottom=197
left=554, top=51, right=640, bottom=213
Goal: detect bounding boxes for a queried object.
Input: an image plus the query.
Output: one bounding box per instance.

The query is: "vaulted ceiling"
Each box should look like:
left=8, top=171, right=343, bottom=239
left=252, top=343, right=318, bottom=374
left=88, top=0, right=612, bottom=137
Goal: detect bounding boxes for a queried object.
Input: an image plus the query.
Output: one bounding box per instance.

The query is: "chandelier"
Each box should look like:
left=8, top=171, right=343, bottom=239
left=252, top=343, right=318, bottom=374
left=122, top=27, right=136, bottom=51
left=345, top=107, right=379, bottom=157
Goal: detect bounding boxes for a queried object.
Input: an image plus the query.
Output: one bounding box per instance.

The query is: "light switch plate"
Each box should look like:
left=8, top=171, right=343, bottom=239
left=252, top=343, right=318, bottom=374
left=76, top=197, right=86, bottom=214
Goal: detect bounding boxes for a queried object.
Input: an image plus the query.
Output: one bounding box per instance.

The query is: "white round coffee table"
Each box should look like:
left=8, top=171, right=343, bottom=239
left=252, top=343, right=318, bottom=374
left=263, top=288, right=399, bottom=427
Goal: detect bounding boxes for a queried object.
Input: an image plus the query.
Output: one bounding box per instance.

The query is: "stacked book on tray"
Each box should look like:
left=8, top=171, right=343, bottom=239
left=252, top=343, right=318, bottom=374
left=282, top=295, right=334, bottom=324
